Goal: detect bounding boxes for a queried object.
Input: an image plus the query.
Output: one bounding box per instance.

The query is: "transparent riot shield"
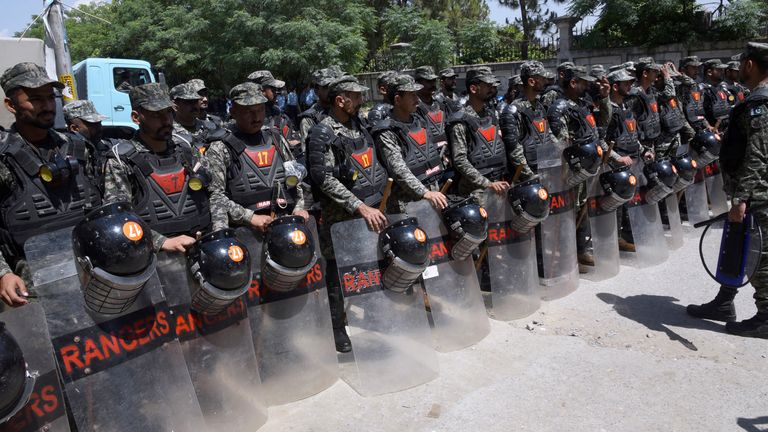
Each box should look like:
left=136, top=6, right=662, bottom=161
left=405, top=200, right=490, bottom=350
left=664, top=193, right=684, bottom=250
left=330, top=217, right=438, bottom=397
left=25, top=228, right=205, bottom=432
left=685, top=170, right=710, bottom=226
left=155, top=253, right=268, bottom=430
left=703, top=161, right=729, bottom=216
left=236, top=216, right=339, bottom=406
left=0, top=304, right=70, bottom=432
left=623, top=161, right=669, bottom=267
left=481, top=192, right=540, bottom=320
left=583, top=176, right=620, bottom=281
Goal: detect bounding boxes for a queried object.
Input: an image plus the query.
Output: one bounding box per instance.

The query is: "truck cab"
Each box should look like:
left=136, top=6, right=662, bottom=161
left=73, top=58, right=156, bottom=130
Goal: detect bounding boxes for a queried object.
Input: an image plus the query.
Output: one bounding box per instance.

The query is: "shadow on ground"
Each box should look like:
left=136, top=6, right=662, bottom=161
left=737, top=416, right=768, bottom=431
left=597, top=293, right=727, bottom=351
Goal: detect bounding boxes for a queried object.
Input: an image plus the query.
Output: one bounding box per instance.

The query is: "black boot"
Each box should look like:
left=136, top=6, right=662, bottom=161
left=325, top=259, right=352, bottom=352
left=333, top=326, right=352, bottom=352
left=686, top=287, right=737, bottom=322
left=725, top=312, right=768, bottom=339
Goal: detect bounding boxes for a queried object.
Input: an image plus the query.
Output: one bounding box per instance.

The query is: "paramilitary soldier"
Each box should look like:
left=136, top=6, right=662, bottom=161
left=653, top=62, right=692, bottom=157
left=676, top=56, right=712, bottom=134
left=307, top=75, right=389, bottom=352
left=169, top=82, right=207, bottom=153
left=188, top=78, right=224, bottom=128
left=434, top=68, right=461, bottom=114
left=248, top=70, right=302, bottom=158
left=371, top=74, right=448, bottom=213
left=541, top=61, right=575, bottom=109
left=688, top=42, right=768, bottom=338
left=625, top=57, right=665, bottom=160
left=205, top=82, right=309, bottom=234
left=0, top=63, right=102, bottom=307
left=62, top=99, right=111, bottom=172
left=446, top=66, right=511, bottom=204
left=414, top=66, right=452, bottom=185
left=366, top=70, right=398, bottom=126
left=297, top=66, right=343, bottom=147
left=700, top=59, right=733, bottom=133
left=103, top=83, right=211, bottom=254
left=724, top=60, right=749, bottom=106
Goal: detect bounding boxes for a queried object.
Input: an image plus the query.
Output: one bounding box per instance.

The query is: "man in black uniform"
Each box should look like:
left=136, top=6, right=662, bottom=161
left=700, top=59, right=732, bottom=133
left=0, top=63, right=103, bottom=306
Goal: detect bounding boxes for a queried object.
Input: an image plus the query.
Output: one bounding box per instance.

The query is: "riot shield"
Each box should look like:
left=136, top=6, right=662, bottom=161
left=664, top=193, right=684, bottom=250
left=537, top=140, right=579, bottom=300
left=699, top=214, right=762, bottom=288
left=582, top=173, right=620, bottom=281
left=685, top=170, right=710, bottom=226
left=703, top=162, right=729, bottom=216
left=0, top=304, right=70, bottom=432
left=405, top=200, right=490, bottom=350
left=25, top=228, right=206, bottom=432
left=481, top=192, right=540, bottom=320
left=236, top=216, right=339, bottom=406
left=330, top=217, right=438, bottom=397
left=623, top=161, right=669, bottom=267
left=155, top=253, right=268, bottom=431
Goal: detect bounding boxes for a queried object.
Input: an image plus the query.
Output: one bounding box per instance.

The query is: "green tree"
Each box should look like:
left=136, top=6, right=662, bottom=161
left=497, top=0, right=564, bottom=59
left=711, top=0, right=767, bottom=41
left=378, top=6, right=453, bottom=70
left=456, top=20, right=501, bottom=64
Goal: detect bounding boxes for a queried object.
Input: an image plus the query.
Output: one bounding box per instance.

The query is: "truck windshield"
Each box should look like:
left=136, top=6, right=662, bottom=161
left=113, top=68, right=152, bottom=93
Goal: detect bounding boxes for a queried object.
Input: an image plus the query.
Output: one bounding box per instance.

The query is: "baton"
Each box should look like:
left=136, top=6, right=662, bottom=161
left=379, top=178, right=394, bottom=213
left=693, top=202, right=768, bottom=228
left=439, top=179, right=453, bottom=194
left=511, top=165, right=524, bottom=184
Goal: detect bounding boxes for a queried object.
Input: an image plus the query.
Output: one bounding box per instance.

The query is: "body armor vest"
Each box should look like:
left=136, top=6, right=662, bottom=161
left=607, top=104, right=640, bottom=155
left=333, top=126, right=388, bottom=206
left=117, top=141, right=210, bottom=237
left=725, top=83, right=746, bottom=106
left=383, top=118, right=443, bottom=186
left=632, top=88, right=661, bottom=142
left=518, top=107, right=556, bottom=167
left=681, top=85, right=705, bottom=124
left=460, top=113, right=507, bottom=180
left=564, top=100, right=600, bottom=144
left=0, top=132, right=102, bottom=259
left=222, top=130, right=293, bottom=213
left=658, top=95, right=686, bottom=134
left=298, top=104, right=328, bottom=127
left=418, top=101, right=447, bottom=146
left=703, top=83, right=731, bottom=121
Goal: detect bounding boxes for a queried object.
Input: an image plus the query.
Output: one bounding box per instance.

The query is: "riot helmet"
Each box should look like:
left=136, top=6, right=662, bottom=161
left=261, top=216, right=317, bottom=293
left=379, top=217, right=430, bottom=293
left=0, top=322, right=34, bottom=424
left=187, top=229, right=252, bottom=315
left=598, top=165, right=638, bottom=211
left=643, top=158, right=678, bottom=204
left=690, top=130, right=721, bottom=166
left=564, top=140, right=603, bottom=187
left=442, top=196, right=488, bottom=260
left=671, top=153, right=699, bottom=192
left=507, top=177, right=551, bottom=233
left=72, top=202, right=157, bottom=315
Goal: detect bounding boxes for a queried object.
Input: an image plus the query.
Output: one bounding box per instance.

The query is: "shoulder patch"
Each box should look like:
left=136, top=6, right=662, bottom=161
left=750, top=106, right=765, bottom=117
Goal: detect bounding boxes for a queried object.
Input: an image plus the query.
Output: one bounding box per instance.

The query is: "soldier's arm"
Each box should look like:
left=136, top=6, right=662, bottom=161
left=318, top=146, right=363, bottom=214
left=597, top=96, right=612, bottom=127
left=499, top=106, right=533, bottom=180
left=204, top=141, right=254, bottom=231
left=0, top=159, right=16, bottom=197
left=547, top=101, right=571, bottom=144
left=0, top=253, right=13, bottom=279
left=448, top=122, right=491, bottom=189
left=299, top=117, right=315, bottom=148
left=376, top=130, right=428, bottom=198
left=661, top=76, right=676, bottom=98
left=730, top=111, right=768, bottom=202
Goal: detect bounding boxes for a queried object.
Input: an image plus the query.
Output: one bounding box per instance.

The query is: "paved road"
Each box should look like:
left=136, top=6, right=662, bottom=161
left=260, top=225, right=768, bottom=432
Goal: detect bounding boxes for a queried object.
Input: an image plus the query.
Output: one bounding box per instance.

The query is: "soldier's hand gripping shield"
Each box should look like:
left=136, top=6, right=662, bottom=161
left=482, top=190, right=541, bottom=320
left=330, top=217, right=438, bottom=397
left=536, top=132, right=579, bottom=300
left=507, top=177, right=551, bottom=234
left=155, top=230, right=268, bottom=432
left=25, top=225, right=206, bottom=431
left=622, top=160, right=669, bottom=267
left=72, top=202, right=157, bottom=314
left=261, top=216, right=318, bottom=293
left=563, top=139, right=603, bottom=188
left=583, top=167, right=638, bottom=281
left=0, top=306, right=66, bottom=430
left=698, top=210, right=763, bottom=288
left=405, top=199, right=490, bottom=352
left=236, top=216, right=338, bottom=406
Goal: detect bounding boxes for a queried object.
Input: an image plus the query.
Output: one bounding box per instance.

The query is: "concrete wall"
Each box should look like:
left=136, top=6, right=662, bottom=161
left=0, top=37, right=46, bottom=129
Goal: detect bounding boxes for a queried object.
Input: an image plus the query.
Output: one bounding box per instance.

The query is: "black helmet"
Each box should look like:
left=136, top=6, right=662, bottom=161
left=508, top=177, right=551, bottom=232
left=379, top=217, right=430, bottom=266
left=671, top=153, right=699, bottom=191
left=0, top=322, right=33, bottom=423
left=264, top=216, right=315, bottom=269
left=644, top=158, right=678, bottom=189
left=188, top=229, right=251, bottom=291
left=442, top=197, right=488, bottom=239
left=564, top=140, right=603, bottom=175
left=599, top=165, right=637, bottom=201
left=73, top=202, right=157, bottom=314
left=691, top=130, right=721, bottom=157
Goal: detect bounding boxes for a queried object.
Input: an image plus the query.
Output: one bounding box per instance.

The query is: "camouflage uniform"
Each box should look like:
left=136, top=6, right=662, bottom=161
left=205, top=82, right=305, bottom=231
left=298, top=66, right=343, bottom=144
left=169, top=82, right=208, bottom=154
left=62, top=99, right=112, bottom=174
left=187, top=78, right=224, bottom=127
left=540, top=61, right=575, bottom=109
left=366, top=71, right=398, bottom=126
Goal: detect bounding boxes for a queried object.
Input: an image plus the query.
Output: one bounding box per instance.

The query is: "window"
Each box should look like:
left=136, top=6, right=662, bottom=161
left=113, top=67, right=151, bottom=93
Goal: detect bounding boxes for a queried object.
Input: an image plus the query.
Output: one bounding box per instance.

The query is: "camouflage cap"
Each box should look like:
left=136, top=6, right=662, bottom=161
left=377, top=70, right=398, bottom=87
left=636, top=57, right=662, bottom=72
left=439, top=68, right=457, bottom=78
left=329, top=75, right=369, bottom=93
left=703, top=59, right=728, bottom=72
left=169, top=83, right=201, bottom=101
left=727, top=61, right=740, bottom=71
left=569, top=65, right=597, bottom=82
left=414, top=66, right=438, bottom=81
left=129, top=83, right=173, bottom=111
left=312, top=66, right=344, bottom=87
left=229, top=82, right=268, bottom=106
left=590, top=64, right=606, bottom=79
left=465, top=66, right=498, bottom=85
left=389, top=74, right=423, bottom=92
left=557, top=61, right=575, bottom=72
left=187, top=78, right=207, bottom=94
left=622, top=61, right=636, bottom=73
left=679, top=56, right=702, bottom=68
left=732, top=42, right=768, bottom=64
left=509, top=74, right=522, bottom=86
left=0, top=62, right=64, bottom=94
left=607, top=69, right=635, bottom=84
left=520, top=61, right=548, bottom=78
left=247, top=70, right=286, bottom=89
left=62, top=100, right=108, bottom=123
